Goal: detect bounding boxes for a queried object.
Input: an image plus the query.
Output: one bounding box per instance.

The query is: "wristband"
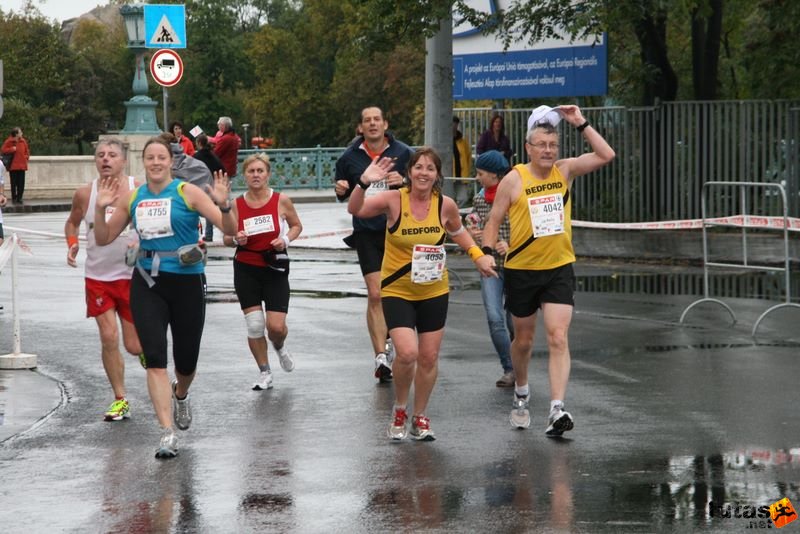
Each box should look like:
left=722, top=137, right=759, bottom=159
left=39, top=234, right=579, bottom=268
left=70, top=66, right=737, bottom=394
left=576, top=121, right=590, bottom=132
left=282, top=235, right=291, bottom=248
left=67, top=235, right=79, bottom=248
left=358, top=178, right=370, bottom=190
left=481, top=245, right=494, bottom=256
left=467, top=245, right=484, bottom=262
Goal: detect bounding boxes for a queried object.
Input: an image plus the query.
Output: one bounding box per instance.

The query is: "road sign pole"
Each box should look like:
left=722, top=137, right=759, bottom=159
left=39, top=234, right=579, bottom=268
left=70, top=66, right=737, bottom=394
left=163, top=87, right=168, bottom=131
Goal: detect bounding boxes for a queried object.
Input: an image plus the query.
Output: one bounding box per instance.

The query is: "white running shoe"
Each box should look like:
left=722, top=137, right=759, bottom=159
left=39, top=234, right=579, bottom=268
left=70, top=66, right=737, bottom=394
left=385, top=338, right=395, bottom=365
left=510, top=394, right=531, bottom=429
left=155, top=428, right=178, bottom=459
left=387, top=407, right=408, bottom=441
left=374, top=352, right=393, bottom=383
left=275, top=345, right=294, bottom=372
left=252, top=371, right=273, bottom=391
left=545, top=403, right=574, bottom=437
left=171, top=379, right=192, bottom=431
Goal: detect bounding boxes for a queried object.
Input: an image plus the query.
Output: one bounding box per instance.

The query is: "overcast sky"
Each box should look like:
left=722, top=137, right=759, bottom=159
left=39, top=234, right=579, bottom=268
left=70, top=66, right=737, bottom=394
left=2, top=0, right=104, bottom=22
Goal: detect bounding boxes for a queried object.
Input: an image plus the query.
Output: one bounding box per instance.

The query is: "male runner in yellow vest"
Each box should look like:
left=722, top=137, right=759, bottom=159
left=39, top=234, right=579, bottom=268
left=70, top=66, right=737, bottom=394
left=482, top=104, right=615, bottom=436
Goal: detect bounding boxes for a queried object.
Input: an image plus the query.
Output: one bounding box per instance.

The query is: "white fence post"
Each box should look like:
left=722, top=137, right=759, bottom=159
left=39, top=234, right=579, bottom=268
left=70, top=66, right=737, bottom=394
left=0, top=233, right=37, bottom=369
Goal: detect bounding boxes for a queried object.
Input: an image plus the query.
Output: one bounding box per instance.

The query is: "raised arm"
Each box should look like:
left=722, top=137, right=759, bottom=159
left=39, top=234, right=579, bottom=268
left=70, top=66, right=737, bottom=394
left=556, top=105, right=615, bottom=182
left=347, top=156, right=396, bottom=219
left=184, top=171, right=238, bottom=236
left=93, top=178, right=133, bottom=246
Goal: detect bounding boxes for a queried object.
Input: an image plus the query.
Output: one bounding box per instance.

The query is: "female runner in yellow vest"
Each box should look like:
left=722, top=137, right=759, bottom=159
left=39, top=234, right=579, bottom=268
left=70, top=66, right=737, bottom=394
left=348, top=147, right=496, bottom=441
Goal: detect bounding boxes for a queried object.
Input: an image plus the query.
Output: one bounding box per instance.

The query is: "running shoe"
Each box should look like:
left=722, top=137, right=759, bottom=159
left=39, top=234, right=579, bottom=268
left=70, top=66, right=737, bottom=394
left=138, top=353, right=147, bottom=369
left=495, top=371, right=515, bottom=388
left=510, top=394, right=531, bottom=429
left=385, top=338, right=395, bottom=365
left=275, top=345, right=294, bottom=372
left=545, top=403, right=574, bottom=437
left=155, top=428, right=178, bottom=459
left=171, top=379, right=192, bottom=431
left=104, top=398, right=130, bottom=421
left=252, top=371, right=273, bottom=391
left=410, top=415, right=436, bottom=441
left=374, top=352, right=393, bottom=383
left=387, top=407, right=408, bottom=441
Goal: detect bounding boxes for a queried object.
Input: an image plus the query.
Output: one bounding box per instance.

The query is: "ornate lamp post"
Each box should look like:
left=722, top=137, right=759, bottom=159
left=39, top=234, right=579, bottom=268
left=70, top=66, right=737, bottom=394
left=120, top=4, right=160, bottom=134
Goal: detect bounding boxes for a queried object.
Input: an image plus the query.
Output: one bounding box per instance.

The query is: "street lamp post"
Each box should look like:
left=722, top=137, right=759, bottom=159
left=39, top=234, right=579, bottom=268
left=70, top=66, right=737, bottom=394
left=120, top=4, right=160, bottom=134
left=242, top=123, right=250, bottom=149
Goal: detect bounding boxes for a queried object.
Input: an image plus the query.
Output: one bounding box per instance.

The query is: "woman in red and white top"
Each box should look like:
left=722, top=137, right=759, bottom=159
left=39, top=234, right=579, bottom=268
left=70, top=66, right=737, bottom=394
left=223, top=153, right=303, bottom=391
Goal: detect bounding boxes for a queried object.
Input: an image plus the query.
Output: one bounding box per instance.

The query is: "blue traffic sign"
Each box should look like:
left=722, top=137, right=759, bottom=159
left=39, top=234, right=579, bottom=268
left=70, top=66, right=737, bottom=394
left=144, top=4, right=186, bottom=49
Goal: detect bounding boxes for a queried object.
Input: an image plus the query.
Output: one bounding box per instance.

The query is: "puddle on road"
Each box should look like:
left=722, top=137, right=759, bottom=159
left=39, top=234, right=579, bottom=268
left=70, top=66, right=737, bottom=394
left=642, top=341, right=800, bottom=352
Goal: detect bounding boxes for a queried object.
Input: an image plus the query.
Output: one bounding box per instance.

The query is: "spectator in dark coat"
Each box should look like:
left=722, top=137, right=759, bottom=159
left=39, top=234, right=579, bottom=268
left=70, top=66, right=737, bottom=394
left=476, top=114, right=513, bottom=163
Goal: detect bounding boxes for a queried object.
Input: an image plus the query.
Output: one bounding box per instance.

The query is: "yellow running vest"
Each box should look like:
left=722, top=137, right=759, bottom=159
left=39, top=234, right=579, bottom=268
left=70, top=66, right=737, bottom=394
left=505, top=163, right=575, bottom=270
left=381, top=189, right=449, bottom=300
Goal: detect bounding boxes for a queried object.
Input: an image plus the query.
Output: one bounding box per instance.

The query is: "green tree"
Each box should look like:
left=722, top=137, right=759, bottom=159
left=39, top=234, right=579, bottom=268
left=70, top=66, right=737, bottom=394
left=740, top=0, right=800, bottom=99
left=0, top=9, right=73, bottom=151
left=62, top=18, right=131, bottom=152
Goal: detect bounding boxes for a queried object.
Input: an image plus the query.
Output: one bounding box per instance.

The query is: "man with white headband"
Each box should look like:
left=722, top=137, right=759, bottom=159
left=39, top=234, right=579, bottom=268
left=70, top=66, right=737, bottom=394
left=482, top=104, right=615, bottom=436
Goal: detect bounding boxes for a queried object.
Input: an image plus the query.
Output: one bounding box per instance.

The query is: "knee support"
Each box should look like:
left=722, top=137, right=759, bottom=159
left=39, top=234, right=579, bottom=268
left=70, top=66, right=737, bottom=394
left=244, top=310, right=265, bottom=339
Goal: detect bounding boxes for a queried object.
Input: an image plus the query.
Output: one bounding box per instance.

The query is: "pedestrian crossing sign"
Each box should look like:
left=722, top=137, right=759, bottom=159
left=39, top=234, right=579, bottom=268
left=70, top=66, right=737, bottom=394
left=144, top=4, right=186, bottom=49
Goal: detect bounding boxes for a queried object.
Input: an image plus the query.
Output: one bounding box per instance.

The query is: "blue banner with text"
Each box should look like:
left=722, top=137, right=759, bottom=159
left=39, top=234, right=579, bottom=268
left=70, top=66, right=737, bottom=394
left=453, top=41, right=607, bottom=100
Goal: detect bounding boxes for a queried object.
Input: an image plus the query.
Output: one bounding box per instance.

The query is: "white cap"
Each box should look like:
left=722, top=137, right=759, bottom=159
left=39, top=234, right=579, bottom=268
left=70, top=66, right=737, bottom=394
left=527, top=105, right=562, bottom=132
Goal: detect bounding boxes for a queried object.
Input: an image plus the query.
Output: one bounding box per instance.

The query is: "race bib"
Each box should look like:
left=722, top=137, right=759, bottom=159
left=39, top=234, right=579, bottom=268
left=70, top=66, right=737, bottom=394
left=365, top=178, right=390, bottom=198
left=243, top=214, right=275, bottom=236
left=411, top=244, right=446, bottom=284
left=135, top=198, right=174, bottom=240
left=106, top=206, right=130, bottom=237
left=529, top=194, right=564, bottom=238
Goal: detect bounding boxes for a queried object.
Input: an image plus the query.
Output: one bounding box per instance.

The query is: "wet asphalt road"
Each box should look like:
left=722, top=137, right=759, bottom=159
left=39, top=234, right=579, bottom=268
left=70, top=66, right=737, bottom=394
left=0, top=209, right=799, bottom=533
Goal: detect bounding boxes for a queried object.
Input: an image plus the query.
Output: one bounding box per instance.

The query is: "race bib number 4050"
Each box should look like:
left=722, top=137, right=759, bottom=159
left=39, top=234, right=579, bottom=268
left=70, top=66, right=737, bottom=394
left=411, top=244, right=446, bottom=284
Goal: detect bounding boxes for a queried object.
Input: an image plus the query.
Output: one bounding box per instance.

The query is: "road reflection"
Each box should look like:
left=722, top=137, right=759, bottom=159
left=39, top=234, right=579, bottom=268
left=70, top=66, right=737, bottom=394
left=101, top=447, right=201, bottom=533
left=365, top=445, right=464, bottom=529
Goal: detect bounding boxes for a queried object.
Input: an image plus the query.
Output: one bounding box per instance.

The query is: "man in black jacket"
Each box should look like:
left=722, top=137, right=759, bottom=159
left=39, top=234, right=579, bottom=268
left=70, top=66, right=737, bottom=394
left=334, top=107, right=413, bottom=383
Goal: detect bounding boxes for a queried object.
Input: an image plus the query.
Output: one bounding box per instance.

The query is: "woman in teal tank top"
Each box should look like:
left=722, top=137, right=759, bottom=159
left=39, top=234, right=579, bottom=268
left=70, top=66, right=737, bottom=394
left=93, top=136, right=238, bottom=459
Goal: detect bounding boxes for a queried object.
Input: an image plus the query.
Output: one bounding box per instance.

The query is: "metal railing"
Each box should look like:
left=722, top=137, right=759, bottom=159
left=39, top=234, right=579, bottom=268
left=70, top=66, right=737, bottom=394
left=233, top=146, right=344, bottom=191
left=679, top=181, right=800, bottom=337
left=232, top=101, right=800, bottom=221
left=456, top=100, right=800, bottom=221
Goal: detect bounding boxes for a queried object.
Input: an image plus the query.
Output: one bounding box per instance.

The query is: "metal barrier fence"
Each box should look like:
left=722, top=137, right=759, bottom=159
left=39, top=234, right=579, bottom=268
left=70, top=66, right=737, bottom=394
left=234, top=101, right=800, bottom=220
left=679, top=182, right=800, bottom=337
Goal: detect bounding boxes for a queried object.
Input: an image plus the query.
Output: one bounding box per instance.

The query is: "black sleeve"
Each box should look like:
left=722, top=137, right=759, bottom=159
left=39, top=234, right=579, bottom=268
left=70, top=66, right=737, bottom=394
left=334, top=156, right=356, bottom=201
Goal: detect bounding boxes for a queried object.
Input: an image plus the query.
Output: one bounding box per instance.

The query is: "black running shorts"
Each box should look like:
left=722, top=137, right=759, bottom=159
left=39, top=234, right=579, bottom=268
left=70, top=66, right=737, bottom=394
left=382, top=293, right=449, bottom=333
left=504, top=263, right=575, bottom=318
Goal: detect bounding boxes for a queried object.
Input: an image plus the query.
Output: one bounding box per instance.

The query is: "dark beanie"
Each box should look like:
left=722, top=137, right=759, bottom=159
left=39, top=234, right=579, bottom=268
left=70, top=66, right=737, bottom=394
left=475, top=150, right=509, bottom=175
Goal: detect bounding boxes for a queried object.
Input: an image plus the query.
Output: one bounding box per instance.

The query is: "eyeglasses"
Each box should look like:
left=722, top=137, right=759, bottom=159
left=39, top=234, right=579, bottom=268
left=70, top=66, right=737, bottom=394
left=527, top=142, right=560, bottom=151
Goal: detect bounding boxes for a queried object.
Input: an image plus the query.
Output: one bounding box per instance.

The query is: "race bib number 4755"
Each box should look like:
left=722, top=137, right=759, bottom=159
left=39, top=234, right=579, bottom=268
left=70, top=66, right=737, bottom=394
left=136, top=199, right=174, bottom=240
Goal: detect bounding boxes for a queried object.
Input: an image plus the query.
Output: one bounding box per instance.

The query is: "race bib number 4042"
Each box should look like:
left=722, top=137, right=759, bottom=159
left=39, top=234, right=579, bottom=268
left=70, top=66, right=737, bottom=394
left=529, top=193, right=564, bottom=238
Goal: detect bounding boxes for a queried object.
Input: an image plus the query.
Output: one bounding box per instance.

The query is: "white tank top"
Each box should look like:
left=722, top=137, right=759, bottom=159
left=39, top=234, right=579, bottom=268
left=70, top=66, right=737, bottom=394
left=84, top=177, right=138, bottom=281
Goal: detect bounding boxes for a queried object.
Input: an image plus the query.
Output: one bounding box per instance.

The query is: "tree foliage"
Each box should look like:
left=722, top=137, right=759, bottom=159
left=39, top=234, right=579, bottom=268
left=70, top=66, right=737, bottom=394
left=1, top=0, right=798, bottom=153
